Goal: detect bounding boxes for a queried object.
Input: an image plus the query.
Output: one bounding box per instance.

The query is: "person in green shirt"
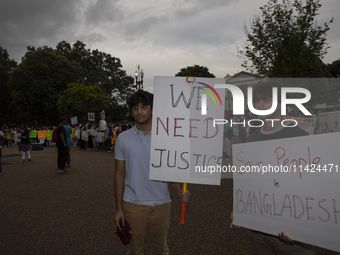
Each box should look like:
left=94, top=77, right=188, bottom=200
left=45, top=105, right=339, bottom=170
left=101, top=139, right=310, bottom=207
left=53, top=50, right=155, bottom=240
left=30, top=127, right=37, bottom=144
left=47, top=127, right=53, bottom=146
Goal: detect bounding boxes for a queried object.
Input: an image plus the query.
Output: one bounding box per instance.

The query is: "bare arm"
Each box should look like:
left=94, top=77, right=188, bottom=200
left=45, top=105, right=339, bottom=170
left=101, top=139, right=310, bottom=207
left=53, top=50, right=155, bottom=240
left=114, top=159, right=126, bottom=230
left=170, top=183, right=190, bottom=202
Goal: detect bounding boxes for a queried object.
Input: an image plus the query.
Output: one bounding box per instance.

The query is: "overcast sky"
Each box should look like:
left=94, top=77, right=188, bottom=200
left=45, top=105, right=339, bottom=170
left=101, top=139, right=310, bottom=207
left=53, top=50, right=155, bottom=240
left=1, top=0, right=339, bottom=92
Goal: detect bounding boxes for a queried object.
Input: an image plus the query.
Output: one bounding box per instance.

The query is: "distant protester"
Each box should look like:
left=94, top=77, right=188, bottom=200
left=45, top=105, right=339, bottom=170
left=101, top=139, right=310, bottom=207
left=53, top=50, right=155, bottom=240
left=56, top=117, right=68, bottom=173
left=20, top=124, right=32, bottom=163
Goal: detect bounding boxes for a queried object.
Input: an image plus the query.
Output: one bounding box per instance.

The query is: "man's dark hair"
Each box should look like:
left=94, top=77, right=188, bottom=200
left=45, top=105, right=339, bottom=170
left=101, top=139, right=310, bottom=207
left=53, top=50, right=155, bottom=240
left=128, top=90, right=154, bottom=110
left=59, top=116, right=67, bottom=123
left=253, top=81, right=283, bottom=104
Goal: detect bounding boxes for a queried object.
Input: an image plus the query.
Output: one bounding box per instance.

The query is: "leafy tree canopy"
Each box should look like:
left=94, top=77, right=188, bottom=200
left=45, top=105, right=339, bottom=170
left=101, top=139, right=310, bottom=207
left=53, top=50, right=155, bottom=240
left=175, top=65, right=215, bottom=78
left=0, top=46, right=17, bottom=120
left=10, top=47, right=83, bottom=117
left=7, top=41, right=135, bottom=121
left=238, top=0, right=334, bottom=78
left=57, top=82, right=109, bottom=114
left=56, top=40, right=135, bottom=107
left=328, top=59, right=340, bottom=78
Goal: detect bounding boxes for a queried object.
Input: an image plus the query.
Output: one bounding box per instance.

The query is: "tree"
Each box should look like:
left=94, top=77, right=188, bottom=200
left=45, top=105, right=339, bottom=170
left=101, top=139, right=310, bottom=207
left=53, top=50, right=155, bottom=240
left=238, top=0, right=334, bottom=78
left=57, top=82, right=109, bottom=114
left=328, top=59, right=340, bottom=78
left=56, top=41, right=135, bottom=111
left=0, top=46, right=17, bottom=122
left=175, top=65, right=215, bottom=77
left=10, top=47, right=83, bottom=117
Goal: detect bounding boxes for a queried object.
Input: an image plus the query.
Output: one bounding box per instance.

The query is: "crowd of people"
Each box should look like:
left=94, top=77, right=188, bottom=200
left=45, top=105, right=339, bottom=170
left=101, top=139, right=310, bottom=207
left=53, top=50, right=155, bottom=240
left=0, top=120, right=134, bottom=152
left=0, top=120, right=135, bottom=175
left=1, top=86, right=338, bottom=254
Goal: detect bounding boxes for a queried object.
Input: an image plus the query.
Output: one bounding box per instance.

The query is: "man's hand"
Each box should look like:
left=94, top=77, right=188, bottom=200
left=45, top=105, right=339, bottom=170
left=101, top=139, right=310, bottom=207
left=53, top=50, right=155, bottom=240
left=230, top=212, right=240, bottom=229
left=114, top=209, right=125, bottom=231
left=178, top=190, right=190, bottom=202
left=170, top=183, right=190, bottom=202
left=278, top=232, right=294, bottom=243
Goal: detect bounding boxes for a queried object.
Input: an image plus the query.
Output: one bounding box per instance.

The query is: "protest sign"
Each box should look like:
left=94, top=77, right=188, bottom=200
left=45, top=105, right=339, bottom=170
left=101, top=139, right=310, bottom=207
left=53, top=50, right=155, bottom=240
left=100, top=110, right=105, bottom=120
left=37, top=130, right=47, bottom=139
left=294, top=117, right=317, bottom=135
left=88, top=112, right=95, bottom=121
left=81, top=131, right=88, bottom=141
left=149, top=76, right=225, bottom=185
left=316, top=111, right=340, bottom=134
left=233, top=133, right=340, bottom=252
left=14, top=134, right=20, bottom=143
left=89, top=129, right=96, bottom=136
left=96, top=132, right=105, bottom=143
left=75, top=129, right=80, bottom=139
left=71, top=116, right=78, bottom=125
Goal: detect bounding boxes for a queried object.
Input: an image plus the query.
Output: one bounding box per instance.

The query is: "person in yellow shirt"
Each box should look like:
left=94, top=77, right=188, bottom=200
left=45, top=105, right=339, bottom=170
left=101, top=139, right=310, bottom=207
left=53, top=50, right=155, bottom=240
left=71, top=126, right=77, bottom=146
left=6, top=129, right=12, bottom=147
left=47, top=127, right=53, bottom=146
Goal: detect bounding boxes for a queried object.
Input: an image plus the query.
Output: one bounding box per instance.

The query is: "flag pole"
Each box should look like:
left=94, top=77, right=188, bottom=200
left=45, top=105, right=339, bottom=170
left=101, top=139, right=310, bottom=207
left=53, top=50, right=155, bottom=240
left=180, top=183, right=187, bottom=225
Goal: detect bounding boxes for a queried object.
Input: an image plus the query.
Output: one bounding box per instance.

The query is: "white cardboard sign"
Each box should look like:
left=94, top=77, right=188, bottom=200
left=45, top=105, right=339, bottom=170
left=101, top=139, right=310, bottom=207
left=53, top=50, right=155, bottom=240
left=100, top=110, right=105, bottom=120
left=88, top=112, right=95, bottom=121
left=233, top=132, right=340, bottom=252
left=96, top=132, right=105, bottom=143
left=317, top=111, right=340, bottom=133
left=81, top=130, right=88, bottom=141
left=294, top=117, right=317, bottom=135
left=71, top=116, right=78, bottom=125
left=149, top=76, right=225, bottom=185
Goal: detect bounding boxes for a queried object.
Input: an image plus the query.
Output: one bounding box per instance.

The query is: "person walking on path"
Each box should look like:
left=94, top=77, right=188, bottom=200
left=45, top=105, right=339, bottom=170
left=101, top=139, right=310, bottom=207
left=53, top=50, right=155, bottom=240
left=57, top=117, right=68, bottom=174
left=20, top=124, right=32, bottom=163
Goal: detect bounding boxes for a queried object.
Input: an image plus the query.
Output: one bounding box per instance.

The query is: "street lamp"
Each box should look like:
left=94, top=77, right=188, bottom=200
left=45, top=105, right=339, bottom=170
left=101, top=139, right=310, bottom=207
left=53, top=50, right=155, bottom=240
left=134, top=64, right=144, bottom=90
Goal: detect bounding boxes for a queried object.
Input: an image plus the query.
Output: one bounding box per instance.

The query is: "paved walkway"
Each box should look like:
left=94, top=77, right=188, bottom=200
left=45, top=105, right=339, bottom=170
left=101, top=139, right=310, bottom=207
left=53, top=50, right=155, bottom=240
left=0, top=146, right=336, bottom=254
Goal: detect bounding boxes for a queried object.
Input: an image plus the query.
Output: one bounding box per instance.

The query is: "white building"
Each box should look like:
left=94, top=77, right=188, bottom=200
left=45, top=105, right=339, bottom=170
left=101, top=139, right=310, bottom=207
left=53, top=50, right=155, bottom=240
left=224, top=71, right=259, bottom=114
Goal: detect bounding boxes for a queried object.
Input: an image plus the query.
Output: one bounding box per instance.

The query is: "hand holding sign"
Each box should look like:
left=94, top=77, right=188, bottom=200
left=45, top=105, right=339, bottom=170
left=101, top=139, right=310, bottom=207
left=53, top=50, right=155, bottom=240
left=278, top=232, right=294, bottom=243
left=180, top=183, right=188, bottom=225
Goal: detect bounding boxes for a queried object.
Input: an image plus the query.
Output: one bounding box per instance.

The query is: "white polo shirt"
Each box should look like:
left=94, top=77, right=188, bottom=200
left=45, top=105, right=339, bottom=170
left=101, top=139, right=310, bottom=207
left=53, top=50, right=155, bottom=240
left=115, top=125, right=170, bottom=205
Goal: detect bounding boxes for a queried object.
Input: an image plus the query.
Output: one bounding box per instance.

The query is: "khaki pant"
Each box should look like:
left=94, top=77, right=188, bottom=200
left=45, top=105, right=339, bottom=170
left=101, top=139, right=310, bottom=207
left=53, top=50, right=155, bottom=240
left=123, top=201, right=171, bottom=255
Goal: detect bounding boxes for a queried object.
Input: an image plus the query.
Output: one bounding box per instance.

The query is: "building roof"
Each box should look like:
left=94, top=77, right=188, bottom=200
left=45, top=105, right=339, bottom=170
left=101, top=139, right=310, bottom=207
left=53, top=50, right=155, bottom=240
left=225, top=71, right=258, bottom=86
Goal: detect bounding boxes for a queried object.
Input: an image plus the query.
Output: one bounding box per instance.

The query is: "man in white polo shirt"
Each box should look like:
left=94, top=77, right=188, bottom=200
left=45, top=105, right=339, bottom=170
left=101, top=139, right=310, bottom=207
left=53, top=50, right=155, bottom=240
left=114, top=90, right=190, bottom=255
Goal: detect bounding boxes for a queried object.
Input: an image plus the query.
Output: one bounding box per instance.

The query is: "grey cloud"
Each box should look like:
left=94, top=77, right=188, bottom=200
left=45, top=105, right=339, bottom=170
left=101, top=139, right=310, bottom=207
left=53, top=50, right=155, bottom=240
left=84, top=0, right=123, bottom=28
left=113, top=0, right=238, bottom=44
left=0, top=0, right=83, bottom=60
left=172, top=0, right=239, bottom=20
left=0, top=0, right=80, bottom=37
left=80, top=33, right=107, bottom=44
left=123, top=14, right=170, bottom=37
